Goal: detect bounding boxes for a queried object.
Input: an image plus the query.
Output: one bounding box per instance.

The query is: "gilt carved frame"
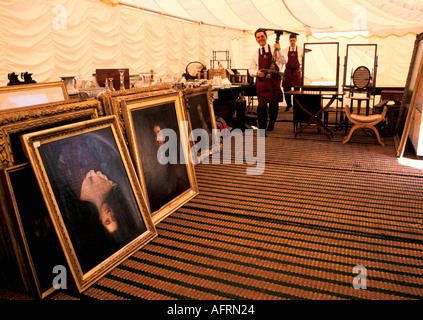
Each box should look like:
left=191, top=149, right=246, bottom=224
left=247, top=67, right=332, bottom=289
left=116, top=90, right=199, bottom=224
left=20, top=116, right=157, bottom=293
left=0, top=81, right=69, bottom=111
left=0, top=99, right=103, bottom=168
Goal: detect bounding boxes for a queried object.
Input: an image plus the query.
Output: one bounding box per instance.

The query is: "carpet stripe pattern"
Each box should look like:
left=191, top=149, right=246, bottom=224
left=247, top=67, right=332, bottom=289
left=48, top=154, right=423, bottom=300
left=50, top=206, right=423, bottom=300
left=193, top=163, right=423, bottom=243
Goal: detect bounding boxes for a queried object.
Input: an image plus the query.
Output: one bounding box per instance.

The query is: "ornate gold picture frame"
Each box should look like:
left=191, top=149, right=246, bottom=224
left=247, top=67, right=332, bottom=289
left=101, top=84, right=174, bottom=116
left=0, top=99, right=103, bottom=169
left=20, top=116, right=157, bottom=293
left=0, top=163, right=68, bottom=299
left=117, top=90, right=199, bottom=224
left=0, top=81, right=69, bottom=111
left=182, top=85, right=220, bottom=163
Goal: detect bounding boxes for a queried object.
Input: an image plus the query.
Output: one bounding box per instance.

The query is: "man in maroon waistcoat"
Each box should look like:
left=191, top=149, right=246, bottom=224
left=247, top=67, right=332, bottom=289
left=282, top=33, right=303, bottom=112
left=249, top=29, right=287, bottom=136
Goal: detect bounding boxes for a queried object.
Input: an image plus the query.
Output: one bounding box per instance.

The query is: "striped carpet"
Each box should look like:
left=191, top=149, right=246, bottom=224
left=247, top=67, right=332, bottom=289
left=52, top=208, right=423, bottom=300
left=2, top=120, right=423, bottom=301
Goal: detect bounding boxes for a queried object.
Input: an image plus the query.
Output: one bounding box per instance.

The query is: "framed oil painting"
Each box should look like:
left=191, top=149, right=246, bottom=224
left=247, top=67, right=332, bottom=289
left=0, top=81, right=69, bottom=111
left=0, top=163, right=68, bottom=299
left=0, top=99, right=103, bottom=169
left=395, top=32, right=423, bottom=157
left=101, top=83, right=173, bottom=116
left=182, top=85, right=220, bottom=163
left=118, top=90, right=199, bottom=224
left=20, top=116, right=157, bottom=292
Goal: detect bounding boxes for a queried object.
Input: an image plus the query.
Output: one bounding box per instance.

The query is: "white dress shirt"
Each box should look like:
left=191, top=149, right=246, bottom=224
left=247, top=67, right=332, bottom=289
left=249, top=44, right=288, bottom=77
left=282, top=45, right=304, bottom=68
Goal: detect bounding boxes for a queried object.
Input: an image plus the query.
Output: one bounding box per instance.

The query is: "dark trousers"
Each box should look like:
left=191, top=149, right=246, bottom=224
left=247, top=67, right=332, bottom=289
left=283, top=87, right=300, bottom=107
left=257, top=102, right=279, bottom=131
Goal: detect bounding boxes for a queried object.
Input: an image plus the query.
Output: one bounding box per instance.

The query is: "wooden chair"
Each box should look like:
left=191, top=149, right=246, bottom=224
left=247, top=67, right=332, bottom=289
left=346, top=66, right=374, bottom=115
left=343, top=105, right=388, bottom=146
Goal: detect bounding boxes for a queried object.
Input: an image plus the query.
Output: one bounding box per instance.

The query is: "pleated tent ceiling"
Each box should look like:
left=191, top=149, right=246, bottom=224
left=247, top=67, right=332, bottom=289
left=122, top=0, right=423, bottom=35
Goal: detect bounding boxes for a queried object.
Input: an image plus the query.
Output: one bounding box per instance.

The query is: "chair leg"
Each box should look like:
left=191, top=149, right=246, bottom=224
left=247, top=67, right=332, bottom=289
left=343, top=125, right=361, bottom=144
left=369, top=126, right=385, bottom=146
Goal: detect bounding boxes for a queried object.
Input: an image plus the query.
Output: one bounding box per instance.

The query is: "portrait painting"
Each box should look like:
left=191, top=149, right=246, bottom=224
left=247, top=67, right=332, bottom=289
left=183, top=85, right=220, bottom=162
left=186, top=88, right=214, bottom=133
left=120, top=91, right=199, bottom=224
left=20, top=116, right=157, bottom=292
left=0, top=163, right=68, bottom=299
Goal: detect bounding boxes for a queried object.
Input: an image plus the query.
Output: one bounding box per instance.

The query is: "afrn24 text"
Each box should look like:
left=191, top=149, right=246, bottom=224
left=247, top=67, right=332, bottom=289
left=167, top=303, right=255, bottom=317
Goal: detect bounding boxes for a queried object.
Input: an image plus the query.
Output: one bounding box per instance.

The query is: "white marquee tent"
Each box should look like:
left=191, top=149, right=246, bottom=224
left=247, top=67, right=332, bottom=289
left=1, top=0, right=423, bottom=88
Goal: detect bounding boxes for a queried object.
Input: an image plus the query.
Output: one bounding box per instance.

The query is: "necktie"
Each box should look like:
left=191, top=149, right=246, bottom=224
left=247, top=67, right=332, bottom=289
left=262, top=47, right=265, bottom=55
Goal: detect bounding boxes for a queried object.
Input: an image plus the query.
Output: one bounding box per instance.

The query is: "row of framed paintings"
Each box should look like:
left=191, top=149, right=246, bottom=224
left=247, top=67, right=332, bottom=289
left=0, top=83, right=219, bottom=298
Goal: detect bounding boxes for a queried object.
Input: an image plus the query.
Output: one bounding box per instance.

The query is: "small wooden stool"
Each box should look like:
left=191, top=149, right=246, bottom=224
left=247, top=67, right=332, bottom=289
left=343, top=105, right=388, bottom=146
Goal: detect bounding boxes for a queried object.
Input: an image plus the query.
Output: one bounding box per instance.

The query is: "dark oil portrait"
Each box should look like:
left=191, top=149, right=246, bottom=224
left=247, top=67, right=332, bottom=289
left=38, top=127, right=147, bottom=273
left=187, top=93, right=213, bottom=134
left=131, top=102, right=190, bottom=213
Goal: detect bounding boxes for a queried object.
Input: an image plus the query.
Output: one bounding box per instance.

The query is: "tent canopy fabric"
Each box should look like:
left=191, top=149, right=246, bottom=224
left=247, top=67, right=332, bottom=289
left=122, top=0, right=423, bottom=35
left=0, top=0, right=422, bottom=87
